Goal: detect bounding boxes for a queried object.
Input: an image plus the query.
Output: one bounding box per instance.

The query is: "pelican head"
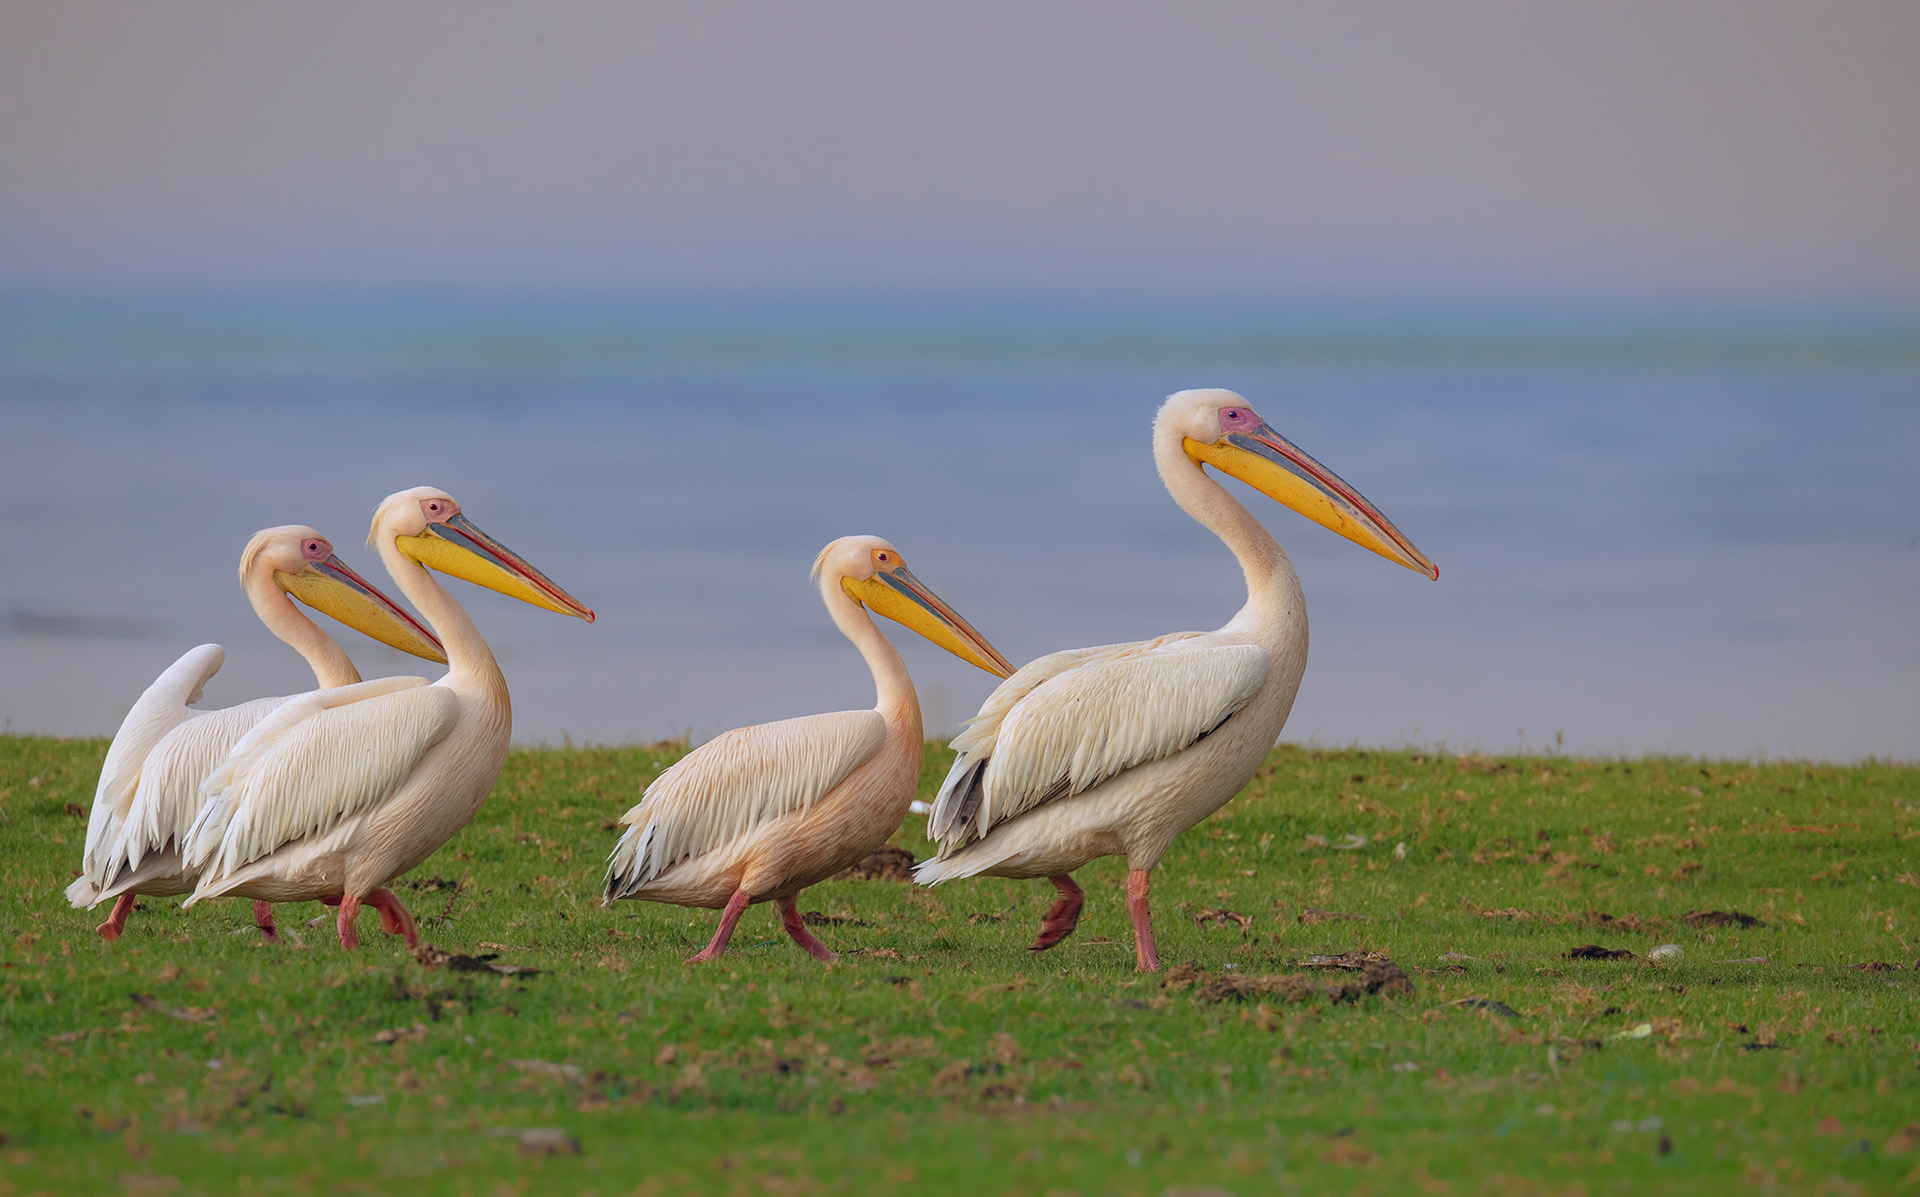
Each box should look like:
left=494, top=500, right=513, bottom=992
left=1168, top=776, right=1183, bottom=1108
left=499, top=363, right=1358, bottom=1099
left=372, top=487, right=595, bottom=621
left=243, top=525, right=448, bottom=663
left=1163, top=388, right=1438, bottom=579
left=815, top=535, right=1015, bottom=678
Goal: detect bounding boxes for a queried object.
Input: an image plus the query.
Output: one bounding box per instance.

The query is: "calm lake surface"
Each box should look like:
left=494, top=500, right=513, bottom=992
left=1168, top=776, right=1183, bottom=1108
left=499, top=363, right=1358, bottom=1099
left=3, top=303, right=1916, bottom=760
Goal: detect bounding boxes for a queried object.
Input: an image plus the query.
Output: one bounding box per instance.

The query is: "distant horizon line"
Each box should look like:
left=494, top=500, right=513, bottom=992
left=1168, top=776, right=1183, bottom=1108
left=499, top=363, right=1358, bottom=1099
left=0, top=730, right=1905, bottom=768
left=5, top=289, right=1919, bottom=374
left=5, top=285, right=1919, bottom=326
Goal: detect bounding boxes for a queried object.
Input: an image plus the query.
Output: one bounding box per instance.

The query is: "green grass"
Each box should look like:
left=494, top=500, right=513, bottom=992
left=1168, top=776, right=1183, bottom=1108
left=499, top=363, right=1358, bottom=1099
left=2, top=734, right=1917, bottom=1196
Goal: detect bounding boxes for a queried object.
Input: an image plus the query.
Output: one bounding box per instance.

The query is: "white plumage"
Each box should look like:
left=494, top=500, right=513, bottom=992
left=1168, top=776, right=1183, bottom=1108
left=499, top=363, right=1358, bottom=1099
left=183, top=680, right=457, bottom=888
left=598, top=534, right=1012, bottom=964
left=914, top=389, right=1435, bottom=971
left=606, top=709, right=885, bottom=898
left=164, top=487, right=592, bottom=952
left=68, top=525, right=447, bottom=941
left=104, top=696, right=288, bottom=880
left=71, top=644, right=229, bottom=902
left=931, top=636, right=1268, bottom=852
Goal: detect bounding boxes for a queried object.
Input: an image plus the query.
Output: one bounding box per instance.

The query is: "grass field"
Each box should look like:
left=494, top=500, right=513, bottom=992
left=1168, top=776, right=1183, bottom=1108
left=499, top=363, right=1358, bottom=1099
left=1, top=734, right=1916, bottom=1196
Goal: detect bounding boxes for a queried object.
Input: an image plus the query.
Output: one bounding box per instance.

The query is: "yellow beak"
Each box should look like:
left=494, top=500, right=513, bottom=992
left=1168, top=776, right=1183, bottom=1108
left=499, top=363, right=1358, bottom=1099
left=276, top=556, right=448, bottom=664
left=842, top=565, right=1015, bottom=678
left=396, top=512, right=595, bottom=621
left=1185, top=425, right=1438, bottom=579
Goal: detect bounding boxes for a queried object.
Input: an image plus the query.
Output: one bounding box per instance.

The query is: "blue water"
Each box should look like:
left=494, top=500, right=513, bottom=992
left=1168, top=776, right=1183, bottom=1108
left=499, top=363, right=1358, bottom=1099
left=3, top=304, right=1916, bottom=760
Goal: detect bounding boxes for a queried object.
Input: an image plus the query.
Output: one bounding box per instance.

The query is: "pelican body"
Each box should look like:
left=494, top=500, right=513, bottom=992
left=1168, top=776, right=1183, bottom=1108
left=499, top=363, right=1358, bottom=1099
left=604, top=536, right=1013, bottom=963
left=179, top=488, right=593, bottom=950
left=915, top=390, right=1436, bottom=970
left=66, top=526, right=447, bottom=941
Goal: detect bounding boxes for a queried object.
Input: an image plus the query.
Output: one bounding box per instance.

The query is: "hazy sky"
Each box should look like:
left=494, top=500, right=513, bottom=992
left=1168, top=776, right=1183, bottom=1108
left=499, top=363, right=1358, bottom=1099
left=4, top=1, right=1919, bottom=303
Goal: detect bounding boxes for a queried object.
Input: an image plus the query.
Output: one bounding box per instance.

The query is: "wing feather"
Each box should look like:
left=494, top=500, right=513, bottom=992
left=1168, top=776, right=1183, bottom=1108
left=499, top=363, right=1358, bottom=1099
left=926, top=641, right=1137, bottom=842
left=604, top=710, right=885, bottom=899
left=931, top=639, right=1267, bottom=852
left=79, top=645, right=224, bottom=884
left=182, top=680, right=458, bottom=892
left=106, top=695, right=286, bottom=880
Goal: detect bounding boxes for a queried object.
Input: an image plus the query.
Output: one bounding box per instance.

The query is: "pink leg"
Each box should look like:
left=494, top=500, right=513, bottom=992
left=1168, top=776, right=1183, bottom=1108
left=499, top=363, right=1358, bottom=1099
left=364, top=888, right=420, bottom=948
left=776, top=895, right=838, bottom=963
left=96, top=893, right=137, bottom=941
left=1029, top=874, right=1085, bottom=952
left=336, top=893, right=362, bottom=951
left=1126, top=869, right=1159, bottom=973
left=253, top=901, right=280, bottom=944
left=686, top=888, right=752, bottom=963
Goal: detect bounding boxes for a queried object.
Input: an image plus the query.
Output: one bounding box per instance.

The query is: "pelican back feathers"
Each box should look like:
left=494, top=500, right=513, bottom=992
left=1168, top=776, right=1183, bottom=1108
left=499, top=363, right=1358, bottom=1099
left=77, top=644, right=225, bottom=891
left=605, top=709, right=887, bottom=900
left=104, top=695, right=287, bottom=884
left=182, top=677, right=449, bottom=895
left=922, top=635, right=1268, bottom=863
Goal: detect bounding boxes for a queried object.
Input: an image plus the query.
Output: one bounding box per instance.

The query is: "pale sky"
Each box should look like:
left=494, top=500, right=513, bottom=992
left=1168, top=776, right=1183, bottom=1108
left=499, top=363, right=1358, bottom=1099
left=3, top=1, right=1919, bottom=304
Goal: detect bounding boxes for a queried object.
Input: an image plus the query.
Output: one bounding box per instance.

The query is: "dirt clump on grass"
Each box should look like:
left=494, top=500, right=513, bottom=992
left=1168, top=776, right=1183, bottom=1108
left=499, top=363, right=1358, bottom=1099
left=1192, top=908, right=1252, bottom=929
left=1302, top=949, right=1393, bottom=970
left=1452, top=997, right=1521, bottom=1019
left=1175, top=955, right=1413, bottom=1006
left=800, top=911, right=870, bottom=927
left=413, top=943, right=541, bottom=976
left=1568, top=945, right=1638, bottom=961
left=833, top=844, right=916, bottom=882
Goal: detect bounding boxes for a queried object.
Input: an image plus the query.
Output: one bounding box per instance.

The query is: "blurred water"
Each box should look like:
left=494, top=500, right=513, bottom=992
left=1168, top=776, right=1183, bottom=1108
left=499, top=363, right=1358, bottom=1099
left=2, top=305, right=1916, bottom=760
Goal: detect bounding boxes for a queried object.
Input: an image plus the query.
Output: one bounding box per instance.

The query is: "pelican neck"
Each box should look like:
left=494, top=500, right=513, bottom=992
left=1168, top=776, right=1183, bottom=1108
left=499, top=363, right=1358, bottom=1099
left=820, top=574, right=920, bottom=728
left=374, top=533, right=501, bottom=686
left=1151, top=422, right=1305, bottom=635
left=244, top=570, right=361, bottom=689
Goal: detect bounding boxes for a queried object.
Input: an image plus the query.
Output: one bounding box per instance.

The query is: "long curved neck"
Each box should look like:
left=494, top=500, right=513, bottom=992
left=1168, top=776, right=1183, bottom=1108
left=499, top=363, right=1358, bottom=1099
left=821, top=576, right=920, bottom=733
left=245, top=572, right=361, bottom=689
left=1153, top=423, right=1305, bottom=634
left=374, top=534, right=503, bottom=698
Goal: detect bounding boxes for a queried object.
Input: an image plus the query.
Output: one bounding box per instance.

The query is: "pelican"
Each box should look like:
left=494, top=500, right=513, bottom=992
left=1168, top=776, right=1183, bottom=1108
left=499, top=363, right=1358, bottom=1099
left=179, top=487, right=593, bottom=950
left=915, top=389, right=1436, bottom=971
left=67, top=526, right=447, bottom=941
left=604, top=536, right=1013, bottom=963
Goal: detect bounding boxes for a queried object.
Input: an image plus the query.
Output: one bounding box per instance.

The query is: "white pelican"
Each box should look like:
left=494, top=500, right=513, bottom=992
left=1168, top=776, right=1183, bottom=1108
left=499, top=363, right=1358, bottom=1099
left=67, top=526, right=447, bottom=941
left=604, top=536, right=1013, bottom=963
left=179, top=488, right=594, bottom=950
left=915, top=389, right=1436, bottom=971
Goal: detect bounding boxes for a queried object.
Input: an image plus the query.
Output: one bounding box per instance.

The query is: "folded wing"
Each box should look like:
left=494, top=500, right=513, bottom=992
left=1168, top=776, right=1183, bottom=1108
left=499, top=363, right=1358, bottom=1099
left=604, top=709, right=886, bottom=899
left=182, top=679, right=458, bottom=895
left=102, top=695, right=286, bottom=885
left=77, top=644, right=225, bottom=891
left=929, top=637, right=1268, bottom=853
left=926, top=641, right=1139, bottom=844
